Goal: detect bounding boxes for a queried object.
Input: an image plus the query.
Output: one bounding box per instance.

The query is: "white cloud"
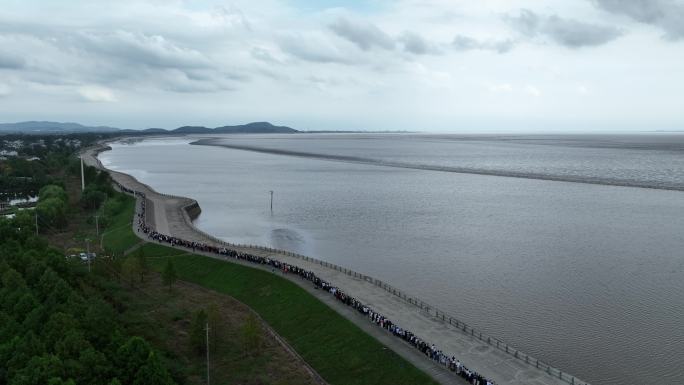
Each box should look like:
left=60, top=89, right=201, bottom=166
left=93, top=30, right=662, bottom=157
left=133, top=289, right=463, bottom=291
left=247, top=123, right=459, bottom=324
left=577, top=85, right=590, bottom=94
left=78, top=86, right=117, bottom=102
left=507, top=9, right=622, bottom=48
left=0, top=0, right=681, bottom=131
left=278, top=31, right=354, bottom=64
left=399, top=31, right=441, bottom=55
left=525, top=85, right=542, bottom=97
left=0, top=52, right=25, bottom=69
left=77, top=30, right=213, bottom=70
left=0, top=84, right=11, bottom=97
left=329, top=17, right=395, bottom=51
left=488, top=83, right=514, bottom=93
left=453, top=35, right=515, bottom=53
left=592, top=0, right=684, bottom=40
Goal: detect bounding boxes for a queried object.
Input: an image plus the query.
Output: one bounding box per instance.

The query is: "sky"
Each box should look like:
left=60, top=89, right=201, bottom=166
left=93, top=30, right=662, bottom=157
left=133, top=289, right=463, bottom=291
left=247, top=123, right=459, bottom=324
left=0, top=0, right=683, bottom=132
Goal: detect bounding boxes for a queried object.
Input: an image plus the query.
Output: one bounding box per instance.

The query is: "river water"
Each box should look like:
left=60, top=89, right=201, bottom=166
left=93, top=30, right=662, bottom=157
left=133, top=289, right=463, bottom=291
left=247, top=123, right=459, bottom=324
left=100, top=133, right=684, bottom=385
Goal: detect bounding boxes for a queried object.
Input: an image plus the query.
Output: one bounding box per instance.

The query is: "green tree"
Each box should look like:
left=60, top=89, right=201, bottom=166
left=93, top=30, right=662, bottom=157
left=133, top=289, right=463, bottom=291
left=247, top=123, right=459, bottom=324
left=38, top=185, right=67, bottom=203
left=109, top=256, right=124, bottom=282
left=10, top=354, right=65, bottom=385
left=0, top=151, right=176, bottom=385
left=12, top=210, right=35, bottom=236
left=132, top=352, right=174, bottom=385
left=241, top=314, right=262, bottom=356
left=82, top=299, right=118, bottom=348
left=47, top=378, right=76, bottom=385
left=12, top=292, right=38, bottom=324
left=78, top=348, right=112, bottom=385
left=54, top=330, right=91, bottom=360
left=102, top=197, right=123, bottom=218
left=207, top=304, right=221, bottom=353
left=189, top=310, right=207, bottom=355
left=115, top=337, right=152, bottom=385
left=42, top=313, right=79, bottom=349
left=161, top=260, right=177, bottom=290
left=121, top=257, right=141, bottom=287
left=135, top=249, right=149, bottom=282
left=80, top=187, right=106, bottom=211
left=36, top=198, right=67, bottom=228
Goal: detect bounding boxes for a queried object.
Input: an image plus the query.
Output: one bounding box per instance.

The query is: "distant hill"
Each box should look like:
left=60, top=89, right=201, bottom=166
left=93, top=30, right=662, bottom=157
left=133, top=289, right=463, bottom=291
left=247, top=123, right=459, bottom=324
left=118, top=128, right=169, bottom=135
left=173, top=122, right=298, bottom=134
left=172, top=126, right=213, bottom=134
left=0, top=121, right=298, bottom=135
left=0, top=121, right=120, bottom=133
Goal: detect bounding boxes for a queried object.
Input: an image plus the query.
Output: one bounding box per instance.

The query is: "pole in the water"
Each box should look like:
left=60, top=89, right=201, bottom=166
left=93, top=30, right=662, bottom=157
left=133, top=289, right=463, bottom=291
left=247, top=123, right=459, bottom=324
left=80, top=156, right=85, bottom=191
left=269, top=190, right=273, bottom=213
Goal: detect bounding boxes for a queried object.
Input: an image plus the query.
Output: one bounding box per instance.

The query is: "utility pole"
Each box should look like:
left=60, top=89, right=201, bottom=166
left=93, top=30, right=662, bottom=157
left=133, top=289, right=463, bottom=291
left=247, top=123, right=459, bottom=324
left=206, top=322, right=210, bottom=385
left=94, top=215, right=99, bottom=236
left=269, top=190, right=273, bottom=214
left=80, top=156, right=85, bottom=191
left=34, top=211, right=38, bottom=235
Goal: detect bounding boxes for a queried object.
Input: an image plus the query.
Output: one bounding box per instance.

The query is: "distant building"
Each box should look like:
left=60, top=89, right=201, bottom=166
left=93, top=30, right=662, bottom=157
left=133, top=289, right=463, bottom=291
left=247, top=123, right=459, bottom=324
left=0, top=150, right=18, bottom=157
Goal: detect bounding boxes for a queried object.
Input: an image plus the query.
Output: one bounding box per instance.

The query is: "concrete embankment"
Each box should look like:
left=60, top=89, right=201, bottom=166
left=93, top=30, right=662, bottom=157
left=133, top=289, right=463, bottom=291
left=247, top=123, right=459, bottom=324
left=83, top=143, right=590, bottom=385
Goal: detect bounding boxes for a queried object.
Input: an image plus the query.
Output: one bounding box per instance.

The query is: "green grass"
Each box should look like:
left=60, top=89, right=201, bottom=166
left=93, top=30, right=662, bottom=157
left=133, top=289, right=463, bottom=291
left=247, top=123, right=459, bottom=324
left=101, top=194, right=140, bottom=255
left=138, top=243, right=188, bottom=258
left=148, top=251, right=439, bottom=385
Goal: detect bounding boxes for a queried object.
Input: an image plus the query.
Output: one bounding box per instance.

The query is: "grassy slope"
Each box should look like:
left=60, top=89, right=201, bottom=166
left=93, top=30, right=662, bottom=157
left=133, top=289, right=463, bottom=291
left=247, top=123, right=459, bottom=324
left=148, top=253, right=438, bottom=385
left=101, top=195, right=140, bottom=255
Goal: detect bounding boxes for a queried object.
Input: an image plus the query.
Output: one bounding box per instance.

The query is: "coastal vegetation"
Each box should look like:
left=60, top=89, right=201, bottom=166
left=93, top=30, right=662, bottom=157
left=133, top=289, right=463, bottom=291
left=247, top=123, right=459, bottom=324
left=0, top=201, right=176, bottom=385
left=1, top=145, right=178, bottom=385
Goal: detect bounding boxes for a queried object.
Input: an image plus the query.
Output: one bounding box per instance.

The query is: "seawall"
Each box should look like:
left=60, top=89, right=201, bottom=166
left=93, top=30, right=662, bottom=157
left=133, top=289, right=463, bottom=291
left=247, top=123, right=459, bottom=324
left=82, top=141, right=592, bottom=385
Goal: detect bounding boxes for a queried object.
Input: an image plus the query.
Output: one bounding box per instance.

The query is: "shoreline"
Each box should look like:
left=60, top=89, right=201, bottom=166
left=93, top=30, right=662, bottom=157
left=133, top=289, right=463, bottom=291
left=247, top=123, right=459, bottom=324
left=82, top=140, right=590, bottom=385
left=192, top=138, right=684, bottom=192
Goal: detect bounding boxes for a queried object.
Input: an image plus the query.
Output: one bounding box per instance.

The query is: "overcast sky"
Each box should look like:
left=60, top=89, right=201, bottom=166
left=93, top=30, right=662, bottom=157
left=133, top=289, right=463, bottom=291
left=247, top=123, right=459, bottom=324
left=1, top=0, right=683, bottom=132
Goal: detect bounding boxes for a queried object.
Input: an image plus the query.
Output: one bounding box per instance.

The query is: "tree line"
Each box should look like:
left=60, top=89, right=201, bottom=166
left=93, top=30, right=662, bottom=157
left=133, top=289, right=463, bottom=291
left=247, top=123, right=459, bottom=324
left=0, top=215, right=176, bottom=385
left=1, top=139, right=178, bottom=385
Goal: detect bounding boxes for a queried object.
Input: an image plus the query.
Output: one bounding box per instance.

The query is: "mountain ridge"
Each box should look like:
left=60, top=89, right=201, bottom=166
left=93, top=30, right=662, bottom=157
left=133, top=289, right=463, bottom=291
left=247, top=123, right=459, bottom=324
left=0, top=121, right=299, bottom=134
left=0, top=121, right=120, bottom=133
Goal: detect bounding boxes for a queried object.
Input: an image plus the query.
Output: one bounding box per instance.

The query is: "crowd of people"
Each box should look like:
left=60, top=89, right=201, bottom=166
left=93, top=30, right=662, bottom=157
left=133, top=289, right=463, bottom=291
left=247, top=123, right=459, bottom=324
left=124, top=184, right=498, bottom=385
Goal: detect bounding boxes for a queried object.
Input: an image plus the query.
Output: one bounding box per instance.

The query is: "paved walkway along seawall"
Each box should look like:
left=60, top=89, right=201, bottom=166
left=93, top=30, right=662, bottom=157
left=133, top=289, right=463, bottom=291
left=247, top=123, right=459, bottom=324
left=83, top=145, right=591, bottom=385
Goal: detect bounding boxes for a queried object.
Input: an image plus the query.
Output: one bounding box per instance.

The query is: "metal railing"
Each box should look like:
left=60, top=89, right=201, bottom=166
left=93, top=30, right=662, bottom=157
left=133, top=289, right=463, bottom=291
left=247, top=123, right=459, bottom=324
left=173, top=201, right=590, bottom=385
left=90, top=142, right=591, bottom=385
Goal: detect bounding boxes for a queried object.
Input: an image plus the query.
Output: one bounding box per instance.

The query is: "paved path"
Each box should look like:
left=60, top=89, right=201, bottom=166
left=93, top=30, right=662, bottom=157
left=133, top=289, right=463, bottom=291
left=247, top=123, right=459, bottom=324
left=83, top=145, right=589, bottom=385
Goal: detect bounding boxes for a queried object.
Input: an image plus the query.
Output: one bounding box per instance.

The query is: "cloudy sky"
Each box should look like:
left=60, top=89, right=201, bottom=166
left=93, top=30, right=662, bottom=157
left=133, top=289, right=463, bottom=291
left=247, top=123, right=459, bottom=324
left=0, top=0, right=683, bottom=132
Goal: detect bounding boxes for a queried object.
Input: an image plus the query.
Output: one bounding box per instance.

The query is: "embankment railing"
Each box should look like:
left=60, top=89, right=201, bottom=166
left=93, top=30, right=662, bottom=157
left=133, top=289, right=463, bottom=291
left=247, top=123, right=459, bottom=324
left=175, top=201, right=590, bottom=385
left=90, top=143, right=591, bottom=385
